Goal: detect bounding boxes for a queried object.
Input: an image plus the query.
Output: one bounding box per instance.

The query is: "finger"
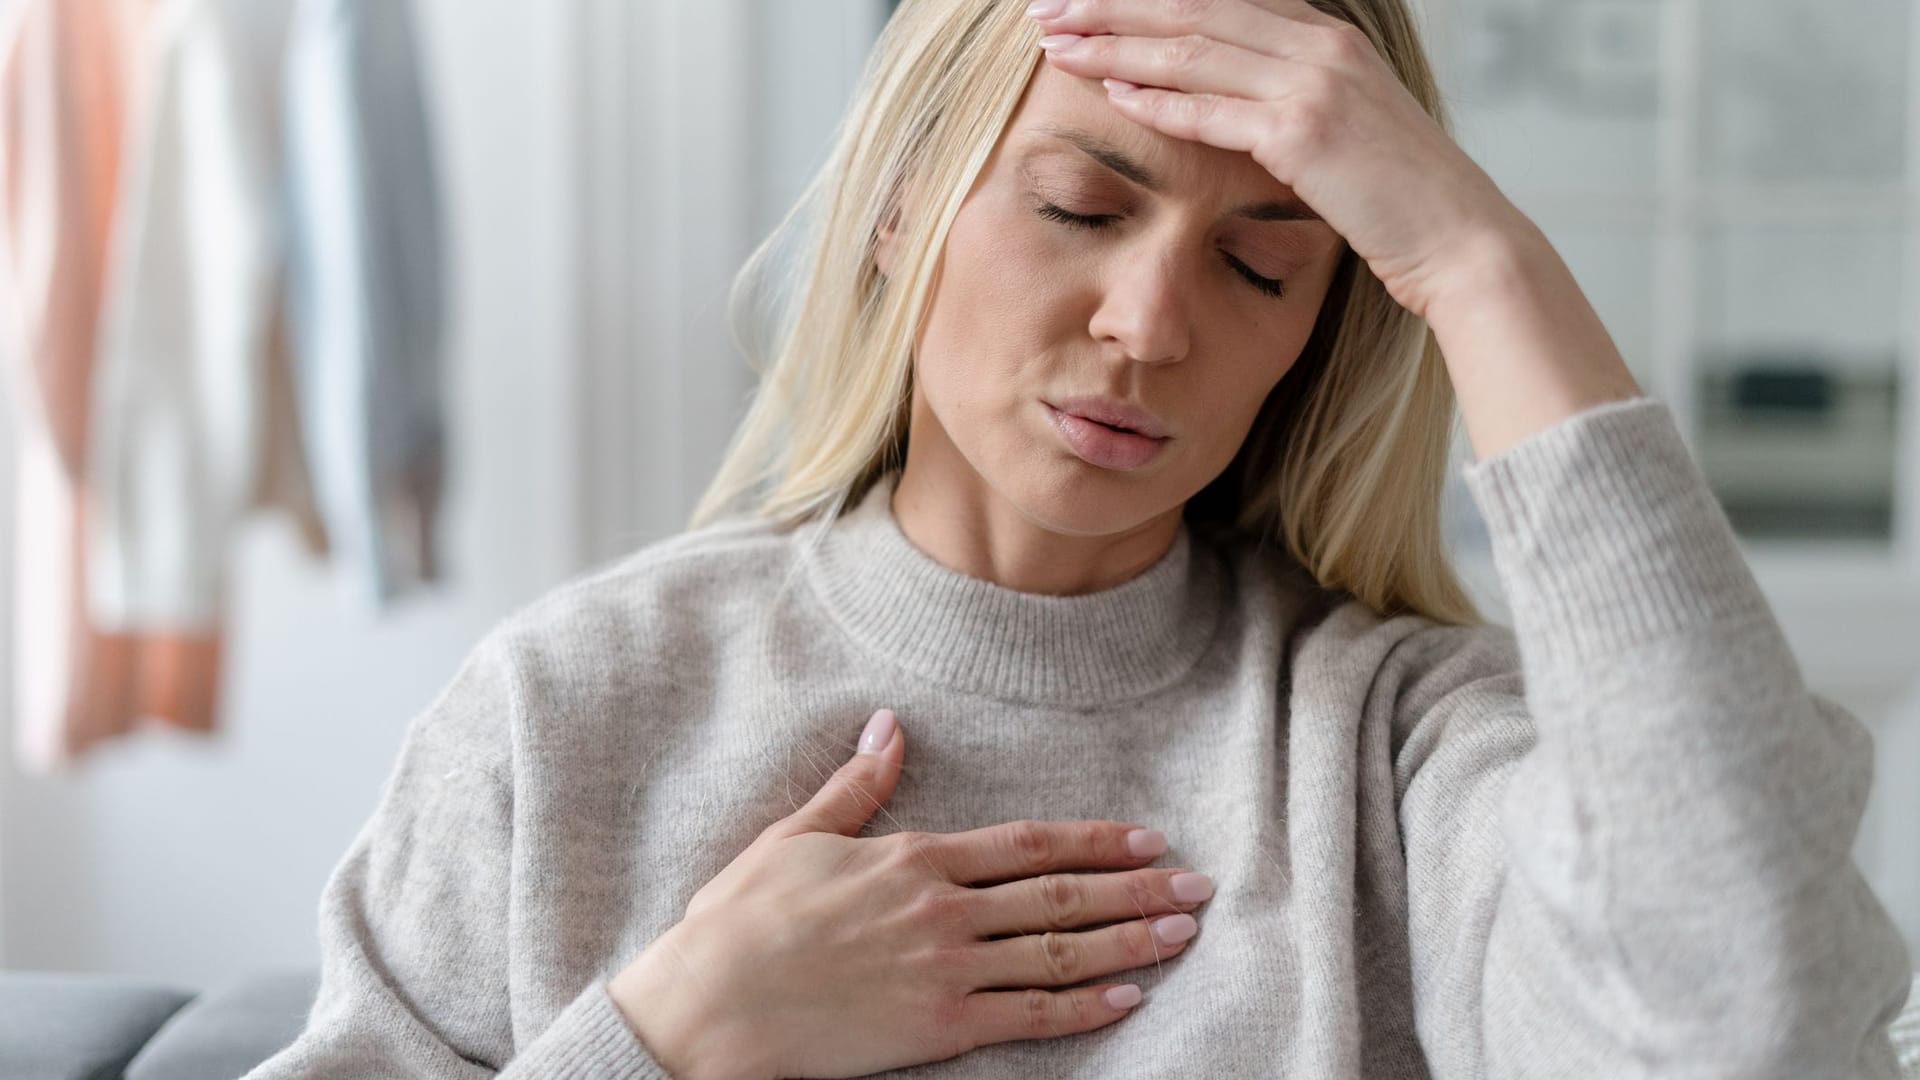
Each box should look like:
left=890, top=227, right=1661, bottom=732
left=766, top=708, right=905, bottom=840
left=965, top=866, right=1213, bottom=938
left=972, top=912, right=1197, bottom=990
left=1041, top=31, right=1299, bottom=101
left=1032, top=0, right=1342, bottom=62
left=1099, top=82, right=1273, bottom=160
left=956, top=982, right=1145, bottom=1051
left=923, top=819, right=1166, bottom=886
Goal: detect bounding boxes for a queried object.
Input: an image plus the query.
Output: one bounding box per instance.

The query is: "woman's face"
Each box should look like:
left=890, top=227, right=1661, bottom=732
left=883, top=61, right=1348, bottom=540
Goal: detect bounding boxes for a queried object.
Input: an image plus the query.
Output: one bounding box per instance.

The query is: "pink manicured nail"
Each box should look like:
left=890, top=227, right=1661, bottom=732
left=858, top=708, right=896, bottom=754
left=1151, top=913, right=1198, bottom=945
left=1126, top=828, right=1167, bottom=857
left=1038, top=34, right=1083, bottom=51
left=1027, top=0, right=1068, bottom=18
left=1104, top=78, right=1140, bottom=95
left=1105, top=984, right=1143, bottom=1009
left=1170, top=872, right=1214, bottom=903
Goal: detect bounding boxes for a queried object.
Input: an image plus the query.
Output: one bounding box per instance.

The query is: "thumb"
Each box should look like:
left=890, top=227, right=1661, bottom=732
left=774, top=708, right=904, bottom=840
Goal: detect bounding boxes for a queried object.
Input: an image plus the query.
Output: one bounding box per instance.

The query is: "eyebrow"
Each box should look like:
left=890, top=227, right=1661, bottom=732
left=1032, top=125, right=1325, bottom=224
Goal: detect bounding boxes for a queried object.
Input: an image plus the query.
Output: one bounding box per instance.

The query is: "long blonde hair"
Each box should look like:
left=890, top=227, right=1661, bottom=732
left=690, top=0, right=1482, bottom=627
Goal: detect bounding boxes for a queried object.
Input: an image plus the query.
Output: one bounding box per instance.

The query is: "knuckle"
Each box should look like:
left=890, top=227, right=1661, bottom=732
left=927, top=940, right=979, bottom=983
left=1327, top=21, right=1376, bottom=61
left=914, top=887, right=976, bottom=934
left=889, top=830, right=941, bottom=868
left=925, top=992, right=974, bottom=1057
left=1037, top=873, right=1086, bottom=929
left=1296, top=103, right=1335, bottom=147
left=1297, top=63, right=1341, bottom=104
left=1068, top=986, right=1099, bottom=1028
left=1009, top=819, right=1055, bottom=870
left=1038, top=929, right=1082, bottom=982
left=1160, top=33, right=1211, bottom=71
left=1021, top=988, right=1055, bottom=1035
left=1274, top=96, right=1328, bottom=148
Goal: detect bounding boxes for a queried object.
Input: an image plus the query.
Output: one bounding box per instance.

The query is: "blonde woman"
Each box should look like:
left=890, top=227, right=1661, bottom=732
left=246, top=1, right=1915, bottom=1077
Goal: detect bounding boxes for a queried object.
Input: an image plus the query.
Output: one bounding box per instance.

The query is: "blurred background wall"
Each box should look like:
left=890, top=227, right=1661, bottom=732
left=0, top=0, right=1913, bottom=993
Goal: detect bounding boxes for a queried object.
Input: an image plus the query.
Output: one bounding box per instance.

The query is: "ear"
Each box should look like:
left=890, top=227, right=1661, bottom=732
left=874, top=172, right=926, bottom=281
left=874, top=200, right=904, bottom=280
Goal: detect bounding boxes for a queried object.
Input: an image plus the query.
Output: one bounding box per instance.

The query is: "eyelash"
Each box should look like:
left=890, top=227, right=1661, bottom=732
left=1034, top=202, right=1287, bottom=299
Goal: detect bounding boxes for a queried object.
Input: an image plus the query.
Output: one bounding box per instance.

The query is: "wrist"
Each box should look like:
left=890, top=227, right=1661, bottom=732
left=1420, top=215, right=1645, bottom=461
left=1420, top=212, right=1553, bottom=328
left=609, top=926, right=768, bottom=1080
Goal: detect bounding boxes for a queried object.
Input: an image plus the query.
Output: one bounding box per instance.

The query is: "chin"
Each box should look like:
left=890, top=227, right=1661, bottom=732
left=1005, top=464, right=1178, bottom=538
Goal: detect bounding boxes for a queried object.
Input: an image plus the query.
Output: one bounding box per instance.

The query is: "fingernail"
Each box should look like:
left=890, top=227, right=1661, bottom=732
left=1103, top=78, right=1140, bottom=95
left=858, top=708, right=896, bottom=754
left=1038, top=33, right=1083, bottom=52
left=1126, top=828, right=1167, bottom=857
left=1026, top=0, right=1067, bottom=18
left=1170, top=872, right=1214, bottom=903
left=1105, top=984, right=1143, bottom=1009
left=1151, top=913, right=1198, bottom=945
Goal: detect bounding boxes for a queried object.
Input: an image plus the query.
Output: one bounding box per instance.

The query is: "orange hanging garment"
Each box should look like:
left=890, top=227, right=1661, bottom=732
left=2, top=0, right=141, bottom=772
left=0, top=0, right=222, bottom=772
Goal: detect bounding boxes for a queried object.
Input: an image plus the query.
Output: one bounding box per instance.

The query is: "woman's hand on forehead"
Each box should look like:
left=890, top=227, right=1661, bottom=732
left=1026, top=0, right=1523, bottom=323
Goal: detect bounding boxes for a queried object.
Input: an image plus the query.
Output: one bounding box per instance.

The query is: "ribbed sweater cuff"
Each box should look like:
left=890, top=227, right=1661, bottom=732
left=1459, top=396, right=1776, bottom=664
left=503, top=979, right=676, bottom=1079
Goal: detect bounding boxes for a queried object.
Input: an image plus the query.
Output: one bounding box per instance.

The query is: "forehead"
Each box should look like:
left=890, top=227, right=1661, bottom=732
left=1004, top=63, right=1295, bottom=202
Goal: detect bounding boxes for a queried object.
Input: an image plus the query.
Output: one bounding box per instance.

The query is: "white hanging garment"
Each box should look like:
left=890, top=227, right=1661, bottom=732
left=86, top=0, right=278, bottom=631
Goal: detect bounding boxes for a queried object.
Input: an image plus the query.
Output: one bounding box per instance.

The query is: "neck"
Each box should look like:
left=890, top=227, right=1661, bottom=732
left=892, top=401, right=1184, bottom=597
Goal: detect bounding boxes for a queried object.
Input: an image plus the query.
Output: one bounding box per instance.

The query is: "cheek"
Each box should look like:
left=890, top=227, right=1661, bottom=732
left=926, top=206, right=1060, bottom=364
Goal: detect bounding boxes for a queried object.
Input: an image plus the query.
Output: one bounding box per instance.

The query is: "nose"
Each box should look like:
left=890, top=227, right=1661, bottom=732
left=1085, top=241, right=1195, bottom=366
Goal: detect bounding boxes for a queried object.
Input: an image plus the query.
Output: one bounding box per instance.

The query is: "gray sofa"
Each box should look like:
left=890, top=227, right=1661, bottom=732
left=2, top=967, right=1917, bottom=1078
left=0, top=968, right=318, bottom=1080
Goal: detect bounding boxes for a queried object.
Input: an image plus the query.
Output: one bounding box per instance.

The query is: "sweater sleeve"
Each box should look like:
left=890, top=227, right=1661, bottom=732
left=240, top=633, right=675, bottom=1079
left=1388, top=396, right=1913, bottom=1078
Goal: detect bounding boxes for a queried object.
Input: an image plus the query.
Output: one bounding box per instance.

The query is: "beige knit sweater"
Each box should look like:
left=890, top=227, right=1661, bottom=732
left=246, top=397, right=1913, bottom=1078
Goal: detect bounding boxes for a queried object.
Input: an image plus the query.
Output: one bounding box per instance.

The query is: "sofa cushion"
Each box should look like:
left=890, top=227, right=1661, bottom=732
left=0, top=970, right=196, bottom=1080
left=126, top=967, right=319, bottom=1080
left=1895, top=974, right=1920, bottom=1078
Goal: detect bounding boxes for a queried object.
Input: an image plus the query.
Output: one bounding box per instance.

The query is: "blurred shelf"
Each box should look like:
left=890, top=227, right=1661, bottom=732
left=1694, top=369, right=1900, bottom=542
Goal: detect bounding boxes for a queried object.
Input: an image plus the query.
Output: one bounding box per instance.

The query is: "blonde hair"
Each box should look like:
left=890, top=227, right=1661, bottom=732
left=690, top=0, right=1482, bottom=627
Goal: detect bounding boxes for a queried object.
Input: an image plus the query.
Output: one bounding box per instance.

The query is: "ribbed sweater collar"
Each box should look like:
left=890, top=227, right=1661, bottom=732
left=802, top=470, right=1226, bottom=707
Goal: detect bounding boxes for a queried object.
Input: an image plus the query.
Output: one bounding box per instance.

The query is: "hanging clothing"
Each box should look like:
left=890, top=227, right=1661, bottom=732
left=219, top=0, right=329, bottom=561
left=281, top=0, right=447, bottom=609
left=1, top=0, right=325, bottom=772
left=86, top=0, right=279, bottom=631
left=87, top=0, right=333, bottom=723
left=1, top=0, right=152, bottom=773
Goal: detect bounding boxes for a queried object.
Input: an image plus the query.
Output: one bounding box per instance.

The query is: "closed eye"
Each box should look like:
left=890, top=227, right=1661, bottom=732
left=1034, top=202, right=1287, bottom=300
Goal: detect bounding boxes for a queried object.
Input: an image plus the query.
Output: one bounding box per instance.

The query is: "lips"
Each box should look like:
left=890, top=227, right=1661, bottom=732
left=1045, top=404, right=1172, bottom=472
left=1048, top=396, right=1172, bottom=440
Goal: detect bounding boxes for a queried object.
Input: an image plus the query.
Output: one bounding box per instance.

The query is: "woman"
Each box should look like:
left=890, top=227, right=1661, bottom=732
left=245, top=1, right=1915, bottom=1077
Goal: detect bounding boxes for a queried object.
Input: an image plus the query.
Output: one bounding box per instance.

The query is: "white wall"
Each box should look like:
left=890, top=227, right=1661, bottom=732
left=0, top=0, right=582, bottom=988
